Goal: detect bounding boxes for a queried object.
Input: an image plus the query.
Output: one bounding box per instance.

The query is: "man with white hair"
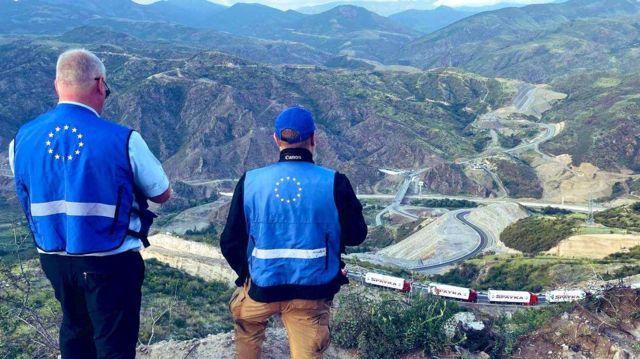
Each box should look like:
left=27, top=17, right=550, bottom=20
left=10, top=49, right=171, bottom=358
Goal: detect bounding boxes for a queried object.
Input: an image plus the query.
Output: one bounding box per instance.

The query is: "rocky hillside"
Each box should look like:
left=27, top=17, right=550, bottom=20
left=0, top=34, right=512, bottom=191
left=542, top=72, right=640, bottom=172
left=514, top=287, right=640, bottom=358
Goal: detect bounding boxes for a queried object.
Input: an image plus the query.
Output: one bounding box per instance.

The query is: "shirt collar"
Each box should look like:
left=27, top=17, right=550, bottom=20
left=57, top=101, right=99, bottom=117
left=279, top=148, right=314, bottom=163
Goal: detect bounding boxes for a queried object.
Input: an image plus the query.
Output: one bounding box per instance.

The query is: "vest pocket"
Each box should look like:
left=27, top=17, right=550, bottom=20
left=110, top=186, right=124, bottom=234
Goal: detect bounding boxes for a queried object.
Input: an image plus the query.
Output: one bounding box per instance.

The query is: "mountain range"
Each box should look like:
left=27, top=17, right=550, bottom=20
left=295, top=0, right=542, bottom=16
left=0, top=31, right=510, bottom=194
left=389, top=6, right=476, bottom=34
left=396, top=0, right=640, bottom=80
left=1, top=0, right=639, bottom=196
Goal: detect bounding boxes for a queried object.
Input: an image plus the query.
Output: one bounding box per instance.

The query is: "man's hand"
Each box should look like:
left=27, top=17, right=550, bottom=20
left=150, top=187, right=171, bottom=204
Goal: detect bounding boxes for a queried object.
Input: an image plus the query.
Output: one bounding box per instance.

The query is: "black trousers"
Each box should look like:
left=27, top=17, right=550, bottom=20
left=40, top=250, right=145, bottom=359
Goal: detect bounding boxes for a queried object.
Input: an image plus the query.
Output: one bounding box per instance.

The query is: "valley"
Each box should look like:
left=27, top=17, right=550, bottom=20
left=1, top=0, right=640, bottom=357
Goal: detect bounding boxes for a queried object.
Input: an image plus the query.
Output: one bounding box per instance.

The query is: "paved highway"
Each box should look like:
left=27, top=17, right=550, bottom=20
left=409, top=211, right=488, bottom=271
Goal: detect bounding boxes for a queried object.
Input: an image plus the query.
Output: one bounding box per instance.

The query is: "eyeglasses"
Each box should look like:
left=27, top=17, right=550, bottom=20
left=95, top=77, right=111, bottom=99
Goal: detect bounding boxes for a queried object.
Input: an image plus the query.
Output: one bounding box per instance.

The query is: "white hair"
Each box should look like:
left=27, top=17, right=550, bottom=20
left=56, top=49, right=106, bottom=88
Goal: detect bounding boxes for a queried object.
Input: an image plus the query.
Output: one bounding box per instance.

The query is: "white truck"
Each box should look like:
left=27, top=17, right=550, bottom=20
left=546, top=289, right=587, bottom=303
left=428, top=283, right=477, bottom=302
left=365, top=272, right=411, bottom=292
left=488, top=289, right=538, bottom=305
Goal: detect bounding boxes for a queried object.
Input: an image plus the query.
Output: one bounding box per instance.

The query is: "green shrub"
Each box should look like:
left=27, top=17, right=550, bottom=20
left=431, top=263, right=479, bottom=287
left=333, top=290, right=457, bottom=358
left=594, top=204, right=640, bottom=232
left=183, top=224, right=219, bottom=245
left=601, top=265, right=640, bottom=281
left=500, top=216, right=578, bottom=254
left=606, top=245, right=640, bottom=260
left=411, top=198, right=479, bottom=209
left=492, top=306, right=561, bottom=357
left=139, top=259, right=234, bottom=344
left=478, top=263, right=550, bottom=292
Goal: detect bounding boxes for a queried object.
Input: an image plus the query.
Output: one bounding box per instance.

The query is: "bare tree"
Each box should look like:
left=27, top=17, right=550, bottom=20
left=0, top=224, right=60, bottom=358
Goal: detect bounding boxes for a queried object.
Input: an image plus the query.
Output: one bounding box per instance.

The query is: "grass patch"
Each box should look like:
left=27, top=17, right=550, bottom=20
left=140, top=259, right=233, bottom=344
left=594, top=203, right=640, bottom=232
left=575, top=226, right=630, bottom=235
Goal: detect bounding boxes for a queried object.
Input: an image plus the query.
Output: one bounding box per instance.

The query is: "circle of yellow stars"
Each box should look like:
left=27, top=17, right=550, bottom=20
left=46, top=125, right=84, bottom=161
left=274, top=176, right=303, bottom=204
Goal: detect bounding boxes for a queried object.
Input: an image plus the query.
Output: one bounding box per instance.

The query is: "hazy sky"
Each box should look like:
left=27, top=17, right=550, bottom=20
left=133, top=0, right=550, bottom=10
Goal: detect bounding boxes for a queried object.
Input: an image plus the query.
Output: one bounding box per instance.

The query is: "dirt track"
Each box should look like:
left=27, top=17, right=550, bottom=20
left=547, top=234, right=640, bottom=259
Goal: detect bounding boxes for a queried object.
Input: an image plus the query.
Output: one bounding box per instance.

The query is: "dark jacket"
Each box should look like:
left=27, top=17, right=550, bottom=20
left=220, top=148, right=367, bottom=302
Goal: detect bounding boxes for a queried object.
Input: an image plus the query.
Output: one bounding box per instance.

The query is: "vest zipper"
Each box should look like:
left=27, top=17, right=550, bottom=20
left=325, top=233, right=329, bottom=270
left=110, top=186, right=124, bottom=234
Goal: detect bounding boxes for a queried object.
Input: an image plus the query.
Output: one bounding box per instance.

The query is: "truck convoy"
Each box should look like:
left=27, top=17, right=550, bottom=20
left=360, top=272, right=595, bottom=306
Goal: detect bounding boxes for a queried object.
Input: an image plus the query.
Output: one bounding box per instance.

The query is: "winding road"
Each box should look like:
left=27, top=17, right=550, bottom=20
left=409, top=211, right=488, bottom=271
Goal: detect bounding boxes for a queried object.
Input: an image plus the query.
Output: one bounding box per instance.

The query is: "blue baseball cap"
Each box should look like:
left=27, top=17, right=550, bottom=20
left=274, top=106, right=316, bottom=144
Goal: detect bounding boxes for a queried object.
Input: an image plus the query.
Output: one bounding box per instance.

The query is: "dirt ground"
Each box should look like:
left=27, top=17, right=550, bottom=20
left=137, top=327, right=354, bottom=359
left=514, top=288, right=640, bottom=359
left=546, top=234, right=640, bottom=259
left=532, top=154, right=633, bottom=203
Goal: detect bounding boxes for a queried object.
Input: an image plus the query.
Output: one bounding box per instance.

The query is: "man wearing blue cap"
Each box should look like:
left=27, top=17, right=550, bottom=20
left=221, top=106, right=367, bottom=358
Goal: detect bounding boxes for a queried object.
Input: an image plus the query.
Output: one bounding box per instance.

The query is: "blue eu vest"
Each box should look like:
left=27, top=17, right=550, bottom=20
left=244, top=161, right=341, bottom=287
left=13, top=103, right=135, bottom=254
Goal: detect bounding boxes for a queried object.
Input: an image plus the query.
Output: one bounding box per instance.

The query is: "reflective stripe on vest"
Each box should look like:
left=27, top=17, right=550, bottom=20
left=30, top=200, right=116, bottom=217
left=252, top=247, right=326, bottom=260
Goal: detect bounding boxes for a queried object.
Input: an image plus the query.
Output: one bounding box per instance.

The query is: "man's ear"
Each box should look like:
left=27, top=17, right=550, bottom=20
left=310, top=134, right=316, bottom=147
left=97, top=78, right=106, bottom=97
left=273, top=133, right=281, bottom=148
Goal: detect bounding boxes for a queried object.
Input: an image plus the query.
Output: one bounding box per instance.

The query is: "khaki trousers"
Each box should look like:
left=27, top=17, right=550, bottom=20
left=229, top=282, right=331, bottom=359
